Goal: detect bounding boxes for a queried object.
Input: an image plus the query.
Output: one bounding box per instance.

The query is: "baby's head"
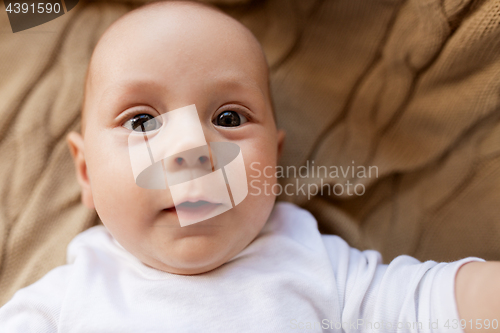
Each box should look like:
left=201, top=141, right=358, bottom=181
left=67, top=1, right=285, bottom=275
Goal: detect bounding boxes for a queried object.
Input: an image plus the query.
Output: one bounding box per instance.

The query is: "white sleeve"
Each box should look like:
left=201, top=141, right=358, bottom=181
left=322, top=235, right=485, bottom=333
left=0, top=265, right=71, bottom=332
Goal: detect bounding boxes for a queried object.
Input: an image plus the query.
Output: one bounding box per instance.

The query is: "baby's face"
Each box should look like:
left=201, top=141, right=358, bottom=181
left=68, top=3, right=284, bottom=275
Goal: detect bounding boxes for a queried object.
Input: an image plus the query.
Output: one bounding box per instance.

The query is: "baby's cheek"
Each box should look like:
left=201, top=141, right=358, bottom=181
left=90, top=150, right=149, bottom=225
left=245, top=144, right=279, bottom=191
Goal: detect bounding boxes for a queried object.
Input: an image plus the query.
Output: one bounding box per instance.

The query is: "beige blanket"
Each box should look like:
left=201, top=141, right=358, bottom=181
left=1, top=0, right=499, bottom=306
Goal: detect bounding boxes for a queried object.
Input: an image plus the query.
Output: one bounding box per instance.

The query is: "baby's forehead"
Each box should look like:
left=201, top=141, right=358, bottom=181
left=88, top=1, right=268, bottom=80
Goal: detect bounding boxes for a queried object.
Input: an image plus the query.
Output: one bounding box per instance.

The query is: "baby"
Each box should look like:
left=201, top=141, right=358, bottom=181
left=0, top=1, right=498, bottom=332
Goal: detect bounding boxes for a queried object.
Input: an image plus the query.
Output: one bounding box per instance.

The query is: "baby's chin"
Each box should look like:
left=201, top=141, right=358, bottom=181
left=139, top=234, right=242, bottom=275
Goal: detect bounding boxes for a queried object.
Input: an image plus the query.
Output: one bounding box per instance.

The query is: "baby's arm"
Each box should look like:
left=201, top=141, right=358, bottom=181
left=455, top=262, right=500, bottom=332
left=322, top=233, right=486, bottom=332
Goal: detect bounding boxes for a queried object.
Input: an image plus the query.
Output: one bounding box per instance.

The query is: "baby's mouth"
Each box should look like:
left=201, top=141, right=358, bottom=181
left=177, top=200, right=213, bottom=209
left=174, top=200, right=222, bottom=219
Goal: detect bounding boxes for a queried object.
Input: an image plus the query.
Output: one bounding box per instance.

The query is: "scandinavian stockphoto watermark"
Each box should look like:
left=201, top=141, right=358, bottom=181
left=249, top=160, right=379, bottom=199
left=125, top=103, right=377, bottom=226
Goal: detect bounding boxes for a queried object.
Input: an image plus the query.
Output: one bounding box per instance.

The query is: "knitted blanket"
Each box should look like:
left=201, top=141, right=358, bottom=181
left=0, top=0, right=499, bottom=306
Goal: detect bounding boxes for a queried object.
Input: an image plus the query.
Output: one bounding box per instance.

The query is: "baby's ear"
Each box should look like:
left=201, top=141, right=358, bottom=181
left=66, top=131, right=95, bottom=210
left=277, top=129, right=285, bottom=161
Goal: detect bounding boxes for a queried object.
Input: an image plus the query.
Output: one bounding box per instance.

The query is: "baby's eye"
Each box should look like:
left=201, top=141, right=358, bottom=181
left=123, top=114, right=161, bottom=132
left=214, top=111, right=248, bottom=127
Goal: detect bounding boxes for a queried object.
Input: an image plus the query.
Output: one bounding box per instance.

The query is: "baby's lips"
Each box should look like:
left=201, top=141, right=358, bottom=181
left=168, top=169, right=233, bottom=227
left=160, top=177, right=223, bottom=209
left=173, top=193, right=223, bottom=207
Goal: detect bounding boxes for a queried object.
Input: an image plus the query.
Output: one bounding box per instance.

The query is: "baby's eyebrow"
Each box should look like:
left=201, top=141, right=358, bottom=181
left=97, top=79, right=167, bottom=115
left=108, top=79, right=165, bottom=97
left=211, top=75, right=264, bottom=95
left=96, top=73, right=266, bottom=119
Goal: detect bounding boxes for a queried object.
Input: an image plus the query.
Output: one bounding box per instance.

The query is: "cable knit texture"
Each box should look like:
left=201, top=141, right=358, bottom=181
left=0, top=0, right=499, bottom=306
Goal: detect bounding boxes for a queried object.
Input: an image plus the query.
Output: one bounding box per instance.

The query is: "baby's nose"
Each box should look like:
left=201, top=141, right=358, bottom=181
left=170, top=151, right=211, bottom=169
left=162, top=145, right=213, bottom=185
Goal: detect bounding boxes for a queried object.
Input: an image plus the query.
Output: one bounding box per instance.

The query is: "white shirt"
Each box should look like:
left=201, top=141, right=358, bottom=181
left=0, top=202, right=484, bottom=332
